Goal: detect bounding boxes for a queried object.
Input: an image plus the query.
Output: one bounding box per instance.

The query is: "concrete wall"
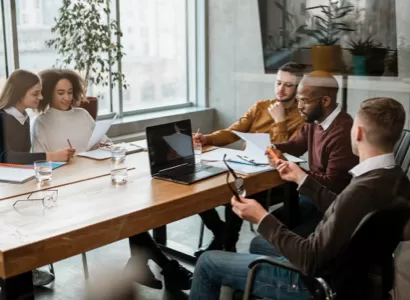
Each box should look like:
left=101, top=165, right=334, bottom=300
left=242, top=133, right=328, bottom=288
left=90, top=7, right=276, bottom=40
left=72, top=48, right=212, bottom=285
left=207, top=0, right=410, bottom=132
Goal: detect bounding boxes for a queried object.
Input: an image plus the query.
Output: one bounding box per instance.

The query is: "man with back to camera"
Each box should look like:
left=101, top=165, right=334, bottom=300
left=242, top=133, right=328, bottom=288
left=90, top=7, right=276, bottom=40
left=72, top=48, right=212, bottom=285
left=189, top=97, right=410, bottom=300
left=193, top=62, right=306, bottom=256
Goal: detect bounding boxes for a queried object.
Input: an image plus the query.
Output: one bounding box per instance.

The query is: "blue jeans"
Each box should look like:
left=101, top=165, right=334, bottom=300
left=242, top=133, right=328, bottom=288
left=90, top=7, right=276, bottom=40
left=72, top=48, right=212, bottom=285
left=189, top=245, right=309, bottom=299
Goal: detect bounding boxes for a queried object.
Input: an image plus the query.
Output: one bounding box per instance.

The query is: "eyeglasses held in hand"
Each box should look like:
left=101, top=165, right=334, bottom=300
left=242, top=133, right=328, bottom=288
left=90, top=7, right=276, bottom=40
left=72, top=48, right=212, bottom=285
left=13, top=190, right=58, bottom=208
left=223, top=154, right=246, bottom=202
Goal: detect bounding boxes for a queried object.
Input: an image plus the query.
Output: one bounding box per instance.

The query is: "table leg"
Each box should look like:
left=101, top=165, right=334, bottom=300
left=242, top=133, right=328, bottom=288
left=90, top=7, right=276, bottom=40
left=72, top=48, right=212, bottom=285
left=283, top=182, right=299, bottom=228
left=152, top=225, right=166, bottom=245
left=0, top=271, right=34, bottom=300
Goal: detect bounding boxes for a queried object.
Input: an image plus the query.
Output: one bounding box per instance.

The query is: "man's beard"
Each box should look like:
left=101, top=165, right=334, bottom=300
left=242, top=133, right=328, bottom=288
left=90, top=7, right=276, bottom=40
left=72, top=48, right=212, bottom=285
left=277, top=90, right=297, bottom=103
left=304, top=105, right=324, bottom=123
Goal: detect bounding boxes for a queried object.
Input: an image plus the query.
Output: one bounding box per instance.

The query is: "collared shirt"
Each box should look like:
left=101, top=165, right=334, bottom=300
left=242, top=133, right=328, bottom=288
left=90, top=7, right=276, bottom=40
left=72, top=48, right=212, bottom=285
left=4, top=107, right=28, bottom=125
left=349, top=153, right=395, bottom=177
left=315, top=104, right=341, bottom=131
left=259, top=153, right=396, bottom=228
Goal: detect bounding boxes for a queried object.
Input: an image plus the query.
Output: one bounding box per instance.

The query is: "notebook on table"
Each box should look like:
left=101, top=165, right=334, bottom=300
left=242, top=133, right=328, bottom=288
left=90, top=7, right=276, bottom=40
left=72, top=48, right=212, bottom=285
left=0, top=162, right=67, bottom=183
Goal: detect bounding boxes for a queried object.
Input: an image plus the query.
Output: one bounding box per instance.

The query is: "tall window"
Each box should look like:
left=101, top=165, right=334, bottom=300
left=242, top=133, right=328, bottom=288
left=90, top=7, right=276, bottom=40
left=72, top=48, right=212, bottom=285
left=2, top=0, right=192, bottom=117
left=120, top=0, right=188, bottom=113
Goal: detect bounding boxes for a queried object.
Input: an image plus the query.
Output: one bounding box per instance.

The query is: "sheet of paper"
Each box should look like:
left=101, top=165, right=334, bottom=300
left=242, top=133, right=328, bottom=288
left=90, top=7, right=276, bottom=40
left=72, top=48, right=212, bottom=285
left=283, top=153, right=306, bottom=163
left=232, top=131, right=306, bottom=164
left=0, top=167, right=35, bottom=183
left=78, top=149, right=111, bottom=160
left=87, top=115, right=117, bottom=150
left=129, top=139, right=147, bottom=150
left=203, top=160, right=274, bottom=176
left=201, top=148, right=244, bottom=162
left=232, top=131, right=270, bottom=164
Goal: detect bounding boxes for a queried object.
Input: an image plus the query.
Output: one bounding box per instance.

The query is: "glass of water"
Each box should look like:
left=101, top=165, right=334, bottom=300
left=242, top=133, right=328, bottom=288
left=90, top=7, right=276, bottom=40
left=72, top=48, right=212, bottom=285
left=193, top=142, right=202, bottom=164
left=34, top=160, right=52, bottom=183
left=111, top=145, right=128, bottom=185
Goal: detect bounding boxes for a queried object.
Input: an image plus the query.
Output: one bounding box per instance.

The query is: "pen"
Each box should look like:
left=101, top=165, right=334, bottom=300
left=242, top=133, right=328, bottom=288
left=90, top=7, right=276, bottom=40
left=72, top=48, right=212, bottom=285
left=67, top=139, right=73, bottom=149
left=195, top=128, right=200, bottom=137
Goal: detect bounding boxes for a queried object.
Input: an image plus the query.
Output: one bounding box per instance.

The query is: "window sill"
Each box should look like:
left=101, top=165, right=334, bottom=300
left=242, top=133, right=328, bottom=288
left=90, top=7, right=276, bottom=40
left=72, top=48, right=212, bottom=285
left=107, top=106, right=215, bottom=142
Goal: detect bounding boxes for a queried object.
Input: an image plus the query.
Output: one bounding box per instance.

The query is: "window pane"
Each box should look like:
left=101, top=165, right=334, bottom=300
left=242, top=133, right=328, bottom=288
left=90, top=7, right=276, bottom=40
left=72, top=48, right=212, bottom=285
left=16, top=0, right=112, bottom=115
left=121, top=0, right=188, bottom=112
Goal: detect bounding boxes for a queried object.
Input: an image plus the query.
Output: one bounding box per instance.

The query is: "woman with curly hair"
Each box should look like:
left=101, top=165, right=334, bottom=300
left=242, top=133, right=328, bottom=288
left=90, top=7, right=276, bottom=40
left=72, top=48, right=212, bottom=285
left=32, top=69, right=110, bottom=153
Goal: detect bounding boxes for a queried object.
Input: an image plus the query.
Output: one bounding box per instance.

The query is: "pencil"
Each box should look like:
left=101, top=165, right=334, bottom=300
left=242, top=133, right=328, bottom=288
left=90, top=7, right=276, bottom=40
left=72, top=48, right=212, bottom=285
left=67, top=139, right=73, bottom=149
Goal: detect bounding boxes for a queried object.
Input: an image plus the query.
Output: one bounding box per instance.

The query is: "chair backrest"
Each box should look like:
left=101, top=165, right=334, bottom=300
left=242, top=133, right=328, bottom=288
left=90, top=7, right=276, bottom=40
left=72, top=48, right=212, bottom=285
left=394, top=130, right=410, bottom=174
left=325, top=203, right=410, bottom=300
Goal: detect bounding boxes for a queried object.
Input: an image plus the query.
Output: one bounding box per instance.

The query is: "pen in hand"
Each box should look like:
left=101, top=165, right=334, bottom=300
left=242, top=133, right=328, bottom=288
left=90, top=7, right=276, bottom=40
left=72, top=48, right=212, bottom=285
left=67, top=139, right=73, bottom=149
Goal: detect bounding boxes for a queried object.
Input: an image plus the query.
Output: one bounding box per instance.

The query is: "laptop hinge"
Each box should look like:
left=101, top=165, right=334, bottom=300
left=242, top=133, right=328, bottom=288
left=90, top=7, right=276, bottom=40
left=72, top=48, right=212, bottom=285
left=158, top=163, right=189, bottom=173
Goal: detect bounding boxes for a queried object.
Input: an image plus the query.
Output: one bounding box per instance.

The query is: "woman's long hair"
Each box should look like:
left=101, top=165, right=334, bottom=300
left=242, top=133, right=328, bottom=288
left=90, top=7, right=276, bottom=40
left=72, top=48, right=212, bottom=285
left=0, top=69, right=41, bottom=110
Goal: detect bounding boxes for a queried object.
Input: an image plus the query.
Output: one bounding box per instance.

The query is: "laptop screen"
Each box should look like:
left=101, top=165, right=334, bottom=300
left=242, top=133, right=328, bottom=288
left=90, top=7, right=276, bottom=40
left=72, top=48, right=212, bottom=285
left=146, top=119, right=195, bottom=175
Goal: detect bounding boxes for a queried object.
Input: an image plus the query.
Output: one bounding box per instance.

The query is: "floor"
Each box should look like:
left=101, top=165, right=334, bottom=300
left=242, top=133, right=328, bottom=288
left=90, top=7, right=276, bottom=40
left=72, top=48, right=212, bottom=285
left=33, top=206, right=267, bottom=300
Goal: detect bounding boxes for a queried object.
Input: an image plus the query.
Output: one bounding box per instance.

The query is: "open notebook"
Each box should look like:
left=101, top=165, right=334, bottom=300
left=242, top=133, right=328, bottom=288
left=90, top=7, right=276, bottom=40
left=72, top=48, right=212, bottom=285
left=78, top=142, right=145, bottom=160
left=0, top=162, right=67, bottom=184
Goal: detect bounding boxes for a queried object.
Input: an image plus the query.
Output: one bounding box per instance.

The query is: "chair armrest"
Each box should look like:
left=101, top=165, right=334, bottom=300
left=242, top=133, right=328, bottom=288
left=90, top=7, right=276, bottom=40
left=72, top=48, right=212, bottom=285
left=248, top=256, right=302, bottom=274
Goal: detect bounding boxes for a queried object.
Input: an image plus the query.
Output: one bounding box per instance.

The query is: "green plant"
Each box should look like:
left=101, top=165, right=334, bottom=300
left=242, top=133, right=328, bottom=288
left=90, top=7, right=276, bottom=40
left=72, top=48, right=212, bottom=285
left=297, top=0, right=355, bottom=45
left=347, top=36, right=382, bottom=56
left=45, top=0, right=127, bottom=94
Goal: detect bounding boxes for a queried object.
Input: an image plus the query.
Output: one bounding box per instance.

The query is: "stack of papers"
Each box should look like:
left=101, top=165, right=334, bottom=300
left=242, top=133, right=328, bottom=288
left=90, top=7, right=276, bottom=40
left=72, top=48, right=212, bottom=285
left=201, top=131, right=305, bottom=175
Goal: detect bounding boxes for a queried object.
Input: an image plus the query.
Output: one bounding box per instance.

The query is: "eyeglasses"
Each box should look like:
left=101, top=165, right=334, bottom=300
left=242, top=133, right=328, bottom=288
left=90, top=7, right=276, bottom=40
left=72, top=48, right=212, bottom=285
left=296, top=96, right=324, bottom=106
left=13, top=190, right=58, bottom=208
left=223, top=154, right=246, bottom=201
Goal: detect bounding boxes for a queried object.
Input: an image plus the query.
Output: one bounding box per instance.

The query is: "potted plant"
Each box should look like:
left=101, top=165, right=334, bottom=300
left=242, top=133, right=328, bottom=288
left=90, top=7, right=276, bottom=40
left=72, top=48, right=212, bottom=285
left=347, top=36, right=379, bottom=75
left=296, top=0, right=355, bottom=72
left=45, top=0, right=127, bottom=119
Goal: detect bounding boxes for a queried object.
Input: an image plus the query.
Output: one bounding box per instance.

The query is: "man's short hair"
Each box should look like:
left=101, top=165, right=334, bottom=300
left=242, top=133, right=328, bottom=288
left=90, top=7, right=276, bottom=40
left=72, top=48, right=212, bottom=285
left=358, top=97, right=405, bottom=151
left=278, top=62, right=305, bottom=84
left=300, top=71, right=339, bottom=104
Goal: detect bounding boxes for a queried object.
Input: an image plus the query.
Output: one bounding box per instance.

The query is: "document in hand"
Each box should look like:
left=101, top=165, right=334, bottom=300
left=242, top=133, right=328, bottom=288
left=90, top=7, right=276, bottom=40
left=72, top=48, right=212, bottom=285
left=87, top=115, right=117, bottom=150
left=231, top=131, right=305, bottom=164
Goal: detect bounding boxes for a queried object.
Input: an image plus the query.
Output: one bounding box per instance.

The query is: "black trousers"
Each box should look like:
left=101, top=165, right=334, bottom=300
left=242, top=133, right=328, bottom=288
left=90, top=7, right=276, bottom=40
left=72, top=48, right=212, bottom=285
left=128, top=231, right=170, bottom=268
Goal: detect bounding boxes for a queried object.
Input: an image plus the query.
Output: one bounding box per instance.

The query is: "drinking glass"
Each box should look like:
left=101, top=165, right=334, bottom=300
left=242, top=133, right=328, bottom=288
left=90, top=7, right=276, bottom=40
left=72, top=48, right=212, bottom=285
left=111, top=145, right=128, bottom=184
left=34, top=160, right=52, bottom=183
left=193, top=142, right=202, bottom=164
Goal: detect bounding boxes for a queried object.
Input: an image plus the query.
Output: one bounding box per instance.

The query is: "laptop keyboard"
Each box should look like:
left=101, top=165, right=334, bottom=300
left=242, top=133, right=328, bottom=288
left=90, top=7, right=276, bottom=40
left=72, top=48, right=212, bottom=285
left=159, top=164, right=212, bottom=178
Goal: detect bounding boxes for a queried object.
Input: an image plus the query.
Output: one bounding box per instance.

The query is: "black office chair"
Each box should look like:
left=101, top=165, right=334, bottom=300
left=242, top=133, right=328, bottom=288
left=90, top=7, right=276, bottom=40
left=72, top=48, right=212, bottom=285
left=394, top=129, right=410, bottom=170
left=241, top=203, right=410, bottom=300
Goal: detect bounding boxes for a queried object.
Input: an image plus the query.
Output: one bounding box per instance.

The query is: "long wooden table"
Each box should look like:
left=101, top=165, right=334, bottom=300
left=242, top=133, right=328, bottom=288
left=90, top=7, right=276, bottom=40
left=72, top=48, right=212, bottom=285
left=0, top=151, right=296, bottom=299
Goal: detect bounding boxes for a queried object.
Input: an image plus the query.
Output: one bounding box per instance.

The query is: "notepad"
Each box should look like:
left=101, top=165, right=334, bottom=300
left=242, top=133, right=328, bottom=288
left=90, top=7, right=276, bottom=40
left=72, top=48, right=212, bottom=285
left=78, top=143, right=144, bottom=160
left=0, top=166, right=35, bottom=183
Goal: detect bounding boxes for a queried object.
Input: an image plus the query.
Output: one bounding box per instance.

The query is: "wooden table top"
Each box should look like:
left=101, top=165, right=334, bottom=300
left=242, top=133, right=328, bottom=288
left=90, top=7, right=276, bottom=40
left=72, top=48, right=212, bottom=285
left=0, top=151, right=285, bottom=278
left=0, top=154, right=144, bottom=200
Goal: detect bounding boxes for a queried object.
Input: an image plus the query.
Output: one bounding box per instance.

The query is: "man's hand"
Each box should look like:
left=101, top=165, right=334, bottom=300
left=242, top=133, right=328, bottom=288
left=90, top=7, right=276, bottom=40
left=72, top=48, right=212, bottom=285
left=192, top=133, right=207, bottom=146
left=276, top=160, right=306, bottom=185
left=231, top=196, right=268, bottom=224
left=265, top=148, right=285, bottom=167
left=268, top=102, right=286, bottom=123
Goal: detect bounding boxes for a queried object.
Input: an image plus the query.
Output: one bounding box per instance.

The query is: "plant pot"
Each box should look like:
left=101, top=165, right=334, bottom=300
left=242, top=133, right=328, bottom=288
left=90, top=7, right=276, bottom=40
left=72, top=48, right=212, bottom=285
left=352, top=55, right=367, bottom=75
left=365, top=48, right=387, bottom=76
left=311, top=45, right=343, bottom=72
left=79, top=96, right=98, bottom=120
